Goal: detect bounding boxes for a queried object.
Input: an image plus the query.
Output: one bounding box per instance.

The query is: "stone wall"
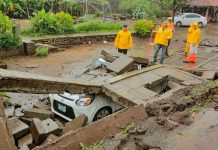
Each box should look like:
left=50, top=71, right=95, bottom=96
left=0, top=46, right=23, bottom=58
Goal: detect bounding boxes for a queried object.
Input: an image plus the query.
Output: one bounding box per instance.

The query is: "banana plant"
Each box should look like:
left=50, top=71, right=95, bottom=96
left=0, top=0, right=13, bottom=14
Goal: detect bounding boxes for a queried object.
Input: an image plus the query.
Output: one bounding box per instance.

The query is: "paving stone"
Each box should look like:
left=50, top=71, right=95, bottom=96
left=33, top=103, right=51, bottom=110
left=107, top=56, right=135, bottom=75
left=24, top=108, right=54, bottom=120
left=7, top=117, right=30, bottom=140
left=202, top=71, right=216, bottom=80
left=30, top=118, right=46, bottom=145
left=0, top=117, right=17, bottom=150
left=18, top=133, right=33, bottom=148
left=63, top=114, right=88, bottom=134
left=42, top=118, right=60, bottom=136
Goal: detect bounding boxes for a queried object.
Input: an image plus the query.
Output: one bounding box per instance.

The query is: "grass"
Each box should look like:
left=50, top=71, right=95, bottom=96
left=35, top=47, right=48, bottom=56
left=80, top=141, right=103, bottom=150
left=122, top=122, right=135, bottom=134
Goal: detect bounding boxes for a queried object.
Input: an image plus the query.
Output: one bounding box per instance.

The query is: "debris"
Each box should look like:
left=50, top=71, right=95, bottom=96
left=202, top=71, right=216, bottom=80
left=33, top=103, right=51, bottom=110
left=20, top=117, right=33, bottom=126
left=42, top=118, right=60, bottom=136
left=166, top=118, right=179, bottom=129
left=63, top=114, right=88, bottom=134
left=15, top=108, right=24, bottom=117
left=24, top=108, right=54, bottom=120
left=192, top=112, right=196, bottom=118
left=107, top=56, right=135, bottom=75
left=214, top=106, right=218, bottom=111
left=0, top=60, right=7, bottom=69
left=44, top=134, right=58, bottom=145
left=18, top=133, right=33, bottom=148
left=7, top=117, right=30, bottom=140
left=0, top=118, right=17, bottom=150
left=30, top=118, right=46, bottom=145
left=25, top=64, right=39, bottom=69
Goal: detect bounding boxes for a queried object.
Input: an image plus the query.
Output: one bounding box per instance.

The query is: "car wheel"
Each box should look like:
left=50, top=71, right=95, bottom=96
left=198, top=22, right=203, bottom=28
left=93, top=107, right=112, bottom=121
left=176, top=21, right=182, bottom=27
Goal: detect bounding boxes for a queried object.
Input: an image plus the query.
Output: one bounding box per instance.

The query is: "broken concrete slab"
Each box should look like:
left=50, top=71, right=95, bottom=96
left=31, top=118, right=46, bottom=145
left=7, top=117, right=30, bottom=140
left=0, top=118, right=17, bottom=150
left=42, top=118, right=60, bottom=136
left=18, top=133, right=33, bottom=148
left=33, top=105, right=147, bottom=150
left=33, top=103, right=51, bottom=110
left=0, top=68, right=101, bottom=94
left=202, top=71, right=216, bottom=80
left=107, top=56, right=135, bottom=75
left=20, top=117, right=33, bottom=126
left=63, top=114, right=88, bottom=134
left=24, top=108, right=54, bottom=120
left=44, top=134, right=58, bottom=145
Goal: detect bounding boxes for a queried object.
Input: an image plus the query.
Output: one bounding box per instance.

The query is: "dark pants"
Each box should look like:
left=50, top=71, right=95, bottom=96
left=118, top=49, right=128, bottom=55
left=154, top=44, right=167, bottom=64
left=166, top=39, right=171, bottom=55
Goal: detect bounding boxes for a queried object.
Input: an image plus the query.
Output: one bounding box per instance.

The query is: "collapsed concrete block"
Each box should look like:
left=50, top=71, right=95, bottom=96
left=63, top=114, right=88, bottom=134
left=107, top=56, right=135, bottom=75
left=202, top=71, right=216, bottom=80
left=42, top=118, right=60, bottom=136
left=24, top=108, right=54, bottom=120
left=0, top=117, right=17, bottom=150
left=20, top=117, right=33, bottom=126
left=18, top=133, right=33, bottom=148
left=33, top=103, right=51, bottom=110
left=7, top=117, right=30, bottom=140
left=33, top=105, right=147, bottom=150
left=0, top=101, right=5, bottom=117
left=31, top=118, right=46, bottom=145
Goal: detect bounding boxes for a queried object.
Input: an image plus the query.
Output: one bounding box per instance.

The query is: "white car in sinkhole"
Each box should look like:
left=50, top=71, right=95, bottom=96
left=49, top=92, right=122, bottom=123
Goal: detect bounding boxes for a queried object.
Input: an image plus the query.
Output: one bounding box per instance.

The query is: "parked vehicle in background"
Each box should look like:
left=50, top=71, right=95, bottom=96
left=174, top=13, right=207, bottom=28
left=49, top=92, right=123, bottom=123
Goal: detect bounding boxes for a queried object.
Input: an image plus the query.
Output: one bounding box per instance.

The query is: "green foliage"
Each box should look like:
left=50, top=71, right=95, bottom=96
left=0, top=11, right=13, bottom=32
left=134, top=19, right=154, bottom=37
left=30, top=9, right=74, bottom=35
left=31, top=9, right=59, bottom=34
left=80, top=143, right=87, bottom=150
left=91, top=141, right=103, bottom=150
left=74, top=20, right=121, bottom=33
left=35, top=46, right=48, bottom=56
left=54, top=11, right=74, bottom=33
left=0, top=32, right=21, bottom=49
left=80, top=14, right=96, bottom=22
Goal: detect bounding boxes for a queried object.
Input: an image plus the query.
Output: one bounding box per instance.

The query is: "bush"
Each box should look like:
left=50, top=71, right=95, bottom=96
left=134, top=19, right=154, bottom=37
left=0, top=11, right=13, bottom=32
left=74, top=20, right=121, bottom=33
left=30, top=9, right=74, bottom=35
left=35, top=47, right=48, bottom=56
left=0, top=32, right=21, bottom=49
left=54, top=11, right=74, bottom=33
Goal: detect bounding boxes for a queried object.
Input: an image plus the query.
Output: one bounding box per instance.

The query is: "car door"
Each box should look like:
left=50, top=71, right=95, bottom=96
left=184, top=14, right=193, bottom=26
left=192, top=14, right=201, bottom=23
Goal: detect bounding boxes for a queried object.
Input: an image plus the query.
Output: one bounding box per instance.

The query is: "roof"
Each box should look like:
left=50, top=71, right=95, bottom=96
left=187, top=0, right=218, bottom=7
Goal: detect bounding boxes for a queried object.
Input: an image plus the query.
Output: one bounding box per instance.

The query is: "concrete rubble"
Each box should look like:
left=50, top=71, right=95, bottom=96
left=63, top=113, right=88, bottom=134
left=18, top=133, right=33, bottom=148
left=24, top=108, right=54, bottom=120
left=7, top=117, right=30, bottom=140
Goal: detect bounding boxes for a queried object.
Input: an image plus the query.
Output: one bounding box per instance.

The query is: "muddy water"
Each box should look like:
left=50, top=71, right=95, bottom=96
left=165, top=108, right=218, bottom=150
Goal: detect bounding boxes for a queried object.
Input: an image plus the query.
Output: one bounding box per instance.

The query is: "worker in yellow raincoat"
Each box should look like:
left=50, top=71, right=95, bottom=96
left=166, top=17, right=175, bottom=56
left=185, top=23, right=194, bottom=55
left=183, top=22, right=201, bottom=63
left=154, top=21, right=172, bottom=64
left=115, top=24, right=133, bottom=55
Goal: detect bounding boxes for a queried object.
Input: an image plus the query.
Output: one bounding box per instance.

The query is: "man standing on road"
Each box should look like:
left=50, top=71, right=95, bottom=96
left=183, top=22, right=201, bottom=63
left=153, top=21, right=172, bottom=64
left=115, top=24, right=133, bottom=55
left=166, top=17, right=175, bottom=56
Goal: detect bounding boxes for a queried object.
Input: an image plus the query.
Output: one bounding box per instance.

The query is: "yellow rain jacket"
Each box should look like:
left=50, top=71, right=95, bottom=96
left=189, top=24, right=201, bottom=45
left=185, top=23, right=194, bottom=53
left=154, top=27, right=172, bottom=46
left=115, top=30, right=133, bottom=49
